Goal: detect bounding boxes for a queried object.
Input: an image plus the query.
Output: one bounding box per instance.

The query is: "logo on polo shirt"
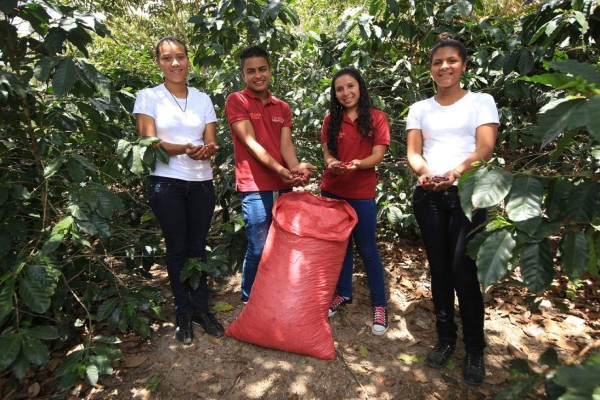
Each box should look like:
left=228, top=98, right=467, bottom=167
left=250, top=113, right=262, bottom=120
left=272, top=116, right=285, bottom=124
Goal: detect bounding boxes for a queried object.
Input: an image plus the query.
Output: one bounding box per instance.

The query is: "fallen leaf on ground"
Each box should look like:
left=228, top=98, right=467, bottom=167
left=555, top=337, right=579, bottom=352
left=564, top=315, right=586, bottom=326
left=402, top=301, right=416, bottom=314
left=397, top=353, right=424, bottom=364
left=400, top=277, right=414, bottom=289
left=523, top=324, right=545, bottom=338
left=123, top=355, right=147, bottom=368
left=359, top=344, right=369, bottom=358
left=27, top=382, right=40, bottom=397
left=207, top=335, right=222, bottom=345
left=507, top=343, right=528, bottom=359
left=406, top=371, right=429, bottom=383
left=212, top=302, right=233, bottom=312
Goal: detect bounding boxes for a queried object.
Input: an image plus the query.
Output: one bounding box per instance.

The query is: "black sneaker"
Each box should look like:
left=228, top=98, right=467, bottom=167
left=175, top=313, right=194, bottom=344
left=372, top=306, right=388, bottom=335
left=426, top=342, right=455, bottom=368
left=464, top=352, right=485, bottom=386
left=328, top=295, right=352, bottom=317
left=192, top=312, right=224, bottom=337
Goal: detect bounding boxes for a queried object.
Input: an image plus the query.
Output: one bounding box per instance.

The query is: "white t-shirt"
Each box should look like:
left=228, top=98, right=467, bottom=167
left=406, top=91, right=499, bottom=178
left=133, top=84, right=218, bottom=181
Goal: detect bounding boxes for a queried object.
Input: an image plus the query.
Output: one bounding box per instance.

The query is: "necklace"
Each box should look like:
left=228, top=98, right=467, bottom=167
left=166, top=85, right=188, bottom=113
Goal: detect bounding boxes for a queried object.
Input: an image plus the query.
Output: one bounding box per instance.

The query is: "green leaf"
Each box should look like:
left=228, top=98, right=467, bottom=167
left=583, top=95, right=600, bottom=143
left=359, top=344, right=369, bottom=358
left=550, top=60, right=600, bottom=85
left=533, top=99, right=586, bottom=148
left=19, top=276, right=51, bottom=314
left=521, top=239, right=554, bottom=293
left=459, top=168, right=485, bottom=221
left=520, top=73, right=578, bottom=89
left=445, top=359, right=456, bottom=371
left=97, top=298, right=119, bottom=321
left=477, top=229, right=516, bottom=289
left=553, top=365, right=600, bottom=392
left=0, top=334, right=22, bottom=369
left=41, top=233, right=64, bottom=255
left=561, top=232, right=590, bottom=280
left=472, top=169, right=513, bottom=209
left=584, top=350, right=600, bottom=366
left=66, top=158, right=86, bottom=182
left=33, top=57, right=61, bottom=82
left=53, top=58, right=77, bottom=98
left=79, top=58, right=111, bottom=98
left=131, top=145, right=144, bottom=175
left=27, top=326, right=59, bottom=340
left=506, top=176, right=543, bottom=222
left=11, top=351, right=30, bottom=380
left=116, top=139, right=133, bottom=159
left=566, top=181, right=597, bottom=221
left=517, top=50, right=534, bottom=75
left=212, top=302, right=233, bottom=312
left=396, top=353, right=424, bottom=364
left=496, top=377, right=537, bottom=400
left=22, top=337, right=49, bottom=365
left=10, top=184, right=31, bottom=200
left=93, top=335, right=122, bottom=344
left=0, top=278, right=15, bottom=322
left=51, top=216, right=74, bottom=236
left=85, top=364, right=99, bottom=385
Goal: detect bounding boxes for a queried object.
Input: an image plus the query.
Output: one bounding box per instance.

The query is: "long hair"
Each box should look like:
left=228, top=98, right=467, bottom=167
left=326, top=67, right=373, bottom=158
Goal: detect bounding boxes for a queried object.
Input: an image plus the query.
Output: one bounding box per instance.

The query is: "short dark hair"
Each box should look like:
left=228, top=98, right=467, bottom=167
left=155, top=36, right=188, bottom=60
left=239, top=45, right=270, bottom=69
left=429, top=32, right=467, bottom=65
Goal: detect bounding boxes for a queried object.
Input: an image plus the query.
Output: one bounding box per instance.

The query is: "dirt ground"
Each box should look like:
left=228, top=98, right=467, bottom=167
left=9, top=240, right=599, bottom=400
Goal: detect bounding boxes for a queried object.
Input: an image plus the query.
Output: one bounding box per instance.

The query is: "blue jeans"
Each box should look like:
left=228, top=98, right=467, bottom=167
left=321, top=191, right=387, bottom=307
left=148, top=176, right=215, bottom=316
left=240, top=189, right=291, bottom=302
left=412, top=186, right=486, bottom=352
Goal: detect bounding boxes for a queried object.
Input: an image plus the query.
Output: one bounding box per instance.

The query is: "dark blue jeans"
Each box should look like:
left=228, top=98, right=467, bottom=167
left=412, top=186, right=486, bottom=352
left=321, top=191, right=387, bottom=307
left=148, top=176, right=215, bottom=316
left=240, top=189, right=291, bottom=302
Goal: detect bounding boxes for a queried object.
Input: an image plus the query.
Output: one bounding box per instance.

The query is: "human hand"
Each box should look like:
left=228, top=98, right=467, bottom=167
left=289, top=162, right=317, bottom=186
left=330, top=160, right=356, bottom=175
left=197, top=142, right=219, bottom=160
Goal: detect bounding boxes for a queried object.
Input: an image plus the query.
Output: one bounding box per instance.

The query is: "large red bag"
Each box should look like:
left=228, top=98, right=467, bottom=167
left=225, top=191, right=357, bottom=360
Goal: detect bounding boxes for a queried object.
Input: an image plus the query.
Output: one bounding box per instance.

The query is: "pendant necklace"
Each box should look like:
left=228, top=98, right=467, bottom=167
left=166, top=85, right=188, bottom=113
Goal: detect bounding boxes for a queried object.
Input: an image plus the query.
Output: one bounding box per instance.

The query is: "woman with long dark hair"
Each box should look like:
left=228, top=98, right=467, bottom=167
left=321, top=67, right=390, bottom=335
left=406, top=33, right=499, bottom=385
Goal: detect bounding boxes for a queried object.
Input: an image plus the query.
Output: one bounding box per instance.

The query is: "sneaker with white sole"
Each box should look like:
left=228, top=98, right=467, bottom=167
left=372, top=306, right=388, bottom=335
left=328, top=295, right=352, bottom=317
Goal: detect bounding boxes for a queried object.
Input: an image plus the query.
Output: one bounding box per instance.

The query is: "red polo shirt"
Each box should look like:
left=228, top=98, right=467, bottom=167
left=225, top=88, right=293, bottom=192
left=320, top=108, right=390, bottom=199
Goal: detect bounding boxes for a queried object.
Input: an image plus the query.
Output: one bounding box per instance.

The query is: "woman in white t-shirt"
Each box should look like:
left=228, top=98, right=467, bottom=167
left=133, top=36, right=223, bottom=344
left=406, top=33, right=499, bottom=386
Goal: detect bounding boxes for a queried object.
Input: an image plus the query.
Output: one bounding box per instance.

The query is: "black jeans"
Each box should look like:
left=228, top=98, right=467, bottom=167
left=148, top=176, right=215, bottom=316
left=412, top=186, right=486, bottom=352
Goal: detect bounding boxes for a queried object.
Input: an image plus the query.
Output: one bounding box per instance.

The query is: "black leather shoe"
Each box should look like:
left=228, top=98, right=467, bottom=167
left=464, top=352, right=485, bottom=386
left=426, top=342, right=455, bottom=368
left=175, top=313, right=194, bottom=344
left=192, top=312, right=224, bottom=337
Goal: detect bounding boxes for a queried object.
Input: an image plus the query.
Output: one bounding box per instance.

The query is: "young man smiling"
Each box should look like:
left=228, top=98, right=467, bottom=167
left=225, top=46, right=315, bottom=303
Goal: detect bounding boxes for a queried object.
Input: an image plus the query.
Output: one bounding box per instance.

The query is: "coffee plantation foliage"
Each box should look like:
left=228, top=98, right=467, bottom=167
left=0, top=0, right=598, bottom=393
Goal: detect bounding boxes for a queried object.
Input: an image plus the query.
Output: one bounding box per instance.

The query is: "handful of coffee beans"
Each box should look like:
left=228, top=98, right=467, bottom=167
left=423, top=176, right=449, bottom=184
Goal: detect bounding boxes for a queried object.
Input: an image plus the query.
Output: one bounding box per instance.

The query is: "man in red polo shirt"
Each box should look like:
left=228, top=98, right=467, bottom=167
left=225, top=45, right=315, bottom=303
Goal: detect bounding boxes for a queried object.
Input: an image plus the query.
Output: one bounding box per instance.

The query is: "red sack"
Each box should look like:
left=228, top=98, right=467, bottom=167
left=225, top=191, right=357, bottom=360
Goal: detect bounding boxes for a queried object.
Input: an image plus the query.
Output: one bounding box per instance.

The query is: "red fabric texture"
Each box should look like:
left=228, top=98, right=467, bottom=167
left=320, top=108, right=390, bottom=199
left=225, top=191, right=358, bottom=360
left=225, top=88, right=293, bottom=192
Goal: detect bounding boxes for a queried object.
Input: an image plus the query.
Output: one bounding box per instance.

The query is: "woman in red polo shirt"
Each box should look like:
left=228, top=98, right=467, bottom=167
left=321, top=67, right=390, bottom=335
